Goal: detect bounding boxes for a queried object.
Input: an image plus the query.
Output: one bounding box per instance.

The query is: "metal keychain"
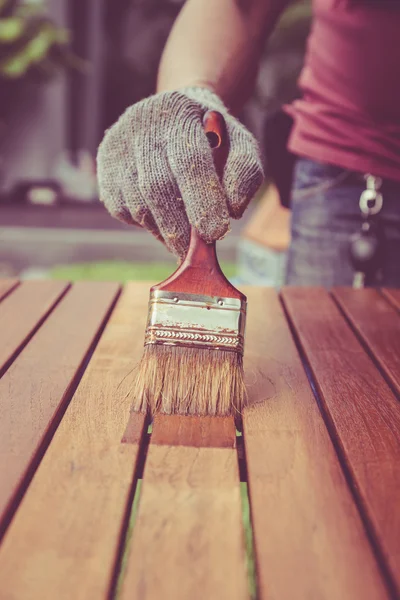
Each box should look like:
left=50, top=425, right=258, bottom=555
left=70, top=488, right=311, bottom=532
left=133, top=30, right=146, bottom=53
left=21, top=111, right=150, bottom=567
left=350, top=174, right=383, bottom=289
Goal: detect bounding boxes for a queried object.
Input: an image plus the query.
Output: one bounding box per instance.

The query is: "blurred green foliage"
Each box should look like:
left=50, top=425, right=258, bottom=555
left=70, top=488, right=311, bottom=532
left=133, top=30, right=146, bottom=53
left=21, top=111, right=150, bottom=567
left=0, top=0, right=77, bottom=80
left=50, top=261, right=238, bottom=283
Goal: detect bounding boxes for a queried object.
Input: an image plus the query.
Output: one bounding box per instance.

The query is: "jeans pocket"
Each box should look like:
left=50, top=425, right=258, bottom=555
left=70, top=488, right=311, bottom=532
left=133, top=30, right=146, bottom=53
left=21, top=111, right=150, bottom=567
left=292, top=158, right=351, bottom=201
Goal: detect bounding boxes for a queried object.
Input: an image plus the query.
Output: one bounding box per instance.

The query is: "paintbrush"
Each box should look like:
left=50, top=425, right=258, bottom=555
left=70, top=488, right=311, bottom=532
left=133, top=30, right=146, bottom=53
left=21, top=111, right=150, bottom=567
left=132, top=110, right=247, bottom=419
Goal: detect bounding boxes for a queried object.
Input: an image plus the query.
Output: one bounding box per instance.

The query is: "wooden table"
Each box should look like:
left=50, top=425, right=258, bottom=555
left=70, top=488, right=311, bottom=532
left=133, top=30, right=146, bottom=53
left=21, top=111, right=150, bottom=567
left=0, top=280, right=399, bottom=600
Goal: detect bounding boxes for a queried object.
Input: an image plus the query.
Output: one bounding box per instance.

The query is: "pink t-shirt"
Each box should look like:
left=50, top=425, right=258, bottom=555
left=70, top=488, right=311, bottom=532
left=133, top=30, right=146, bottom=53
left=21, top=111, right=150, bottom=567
left=286, top=0, right=400, bottom=182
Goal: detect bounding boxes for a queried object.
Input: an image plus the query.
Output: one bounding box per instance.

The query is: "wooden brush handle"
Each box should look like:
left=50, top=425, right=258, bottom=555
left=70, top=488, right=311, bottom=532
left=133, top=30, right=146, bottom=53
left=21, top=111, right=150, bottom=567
left=152, top=111, right=245, bottom=301
left=203, top=109, right=229, bottom=179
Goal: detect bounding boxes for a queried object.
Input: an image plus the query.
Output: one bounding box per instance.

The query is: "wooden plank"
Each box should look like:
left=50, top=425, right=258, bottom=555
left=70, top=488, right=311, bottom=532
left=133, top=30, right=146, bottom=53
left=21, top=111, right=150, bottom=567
left=0, top=280, right=68, bottom=375
left=151, top=414, right=237, bottom=448
left=0, top=281, right=119, bottom=532
left=0, top=283, right=148, bottom=600
left=120, top=414, right=249, bottom=600
left=282, top=287, right=400, bottom=596
left=382, top=288, right=400, bottom=312
left=242, top=287, right=388, bottom=600
left=0, top=279, right=19, bottom=302
left=333, top=288, right=400, bottom=395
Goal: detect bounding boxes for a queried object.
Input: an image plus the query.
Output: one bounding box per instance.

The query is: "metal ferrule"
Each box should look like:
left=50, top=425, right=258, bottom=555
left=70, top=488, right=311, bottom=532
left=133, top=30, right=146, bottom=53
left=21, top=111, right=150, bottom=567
left=145, top=290, right=246, bottom=354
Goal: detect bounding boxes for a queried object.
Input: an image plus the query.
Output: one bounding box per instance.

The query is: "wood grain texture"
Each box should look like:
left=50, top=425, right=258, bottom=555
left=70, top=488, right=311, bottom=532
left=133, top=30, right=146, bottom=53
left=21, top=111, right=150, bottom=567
left=282, top=287, right=400, bottom=596
left=0, top=282, right=149, bottom=600
left=122, top=410, right=149, bottom=444
left=0, top=280, right=68, bottom=375
left=0, top=279, right=18, bottom=302
left=382, top=288, right=400, bottom=311
left=120, top=415, right=249, bottom=600
left=151, top=414, right=237, bottom=447
left=0, top=281, right=119, bottom=532
left=242, top=287, right=388, bottom=600
left=333, top=288, right=400, bottom=395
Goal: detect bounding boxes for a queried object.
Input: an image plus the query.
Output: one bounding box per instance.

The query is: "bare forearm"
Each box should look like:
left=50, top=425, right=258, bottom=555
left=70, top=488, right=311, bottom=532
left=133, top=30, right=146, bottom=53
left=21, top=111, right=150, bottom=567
left=157, top=0, right=289, bottom=112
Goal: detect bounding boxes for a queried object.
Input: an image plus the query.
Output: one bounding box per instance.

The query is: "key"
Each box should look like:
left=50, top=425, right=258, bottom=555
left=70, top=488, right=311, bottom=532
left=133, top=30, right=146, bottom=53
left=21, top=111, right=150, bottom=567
left=349, top=221, right=381, bottom=288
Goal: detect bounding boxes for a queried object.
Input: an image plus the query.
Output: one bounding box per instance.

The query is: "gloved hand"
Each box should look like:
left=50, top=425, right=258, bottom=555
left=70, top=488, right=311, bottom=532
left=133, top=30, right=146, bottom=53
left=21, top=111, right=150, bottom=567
left=97, top=87, right=264, bottom=259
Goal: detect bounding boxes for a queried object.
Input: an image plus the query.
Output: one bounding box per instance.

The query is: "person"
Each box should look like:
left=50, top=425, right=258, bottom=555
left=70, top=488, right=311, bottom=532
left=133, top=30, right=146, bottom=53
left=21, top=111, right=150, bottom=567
left=97, top=0, right=400, bottom=287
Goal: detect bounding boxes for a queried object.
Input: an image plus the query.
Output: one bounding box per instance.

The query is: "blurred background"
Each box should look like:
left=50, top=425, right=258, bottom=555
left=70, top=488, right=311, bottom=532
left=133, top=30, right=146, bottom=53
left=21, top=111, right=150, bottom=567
left=0, top=0, right=311, bottom=285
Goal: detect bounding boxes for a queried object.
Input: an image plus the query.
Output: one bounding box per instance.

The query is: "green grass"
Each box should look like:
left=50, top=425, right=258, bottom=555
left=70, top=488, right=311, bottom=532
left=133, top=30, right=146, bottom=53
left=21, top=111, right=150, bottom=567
left=50, top=260, right=237, bottom=282
left=241, top=482, right=257, bottom=599
left=114, top=480, right=143, bottom=599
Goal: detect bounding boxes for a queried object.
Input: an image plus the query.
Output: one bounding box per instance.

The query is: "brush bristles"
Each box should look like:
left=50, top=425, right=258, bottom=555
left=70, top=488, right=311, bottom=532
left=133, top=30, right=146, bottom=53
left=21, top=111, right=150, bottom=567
left=132, top=345, right=246, bottom=419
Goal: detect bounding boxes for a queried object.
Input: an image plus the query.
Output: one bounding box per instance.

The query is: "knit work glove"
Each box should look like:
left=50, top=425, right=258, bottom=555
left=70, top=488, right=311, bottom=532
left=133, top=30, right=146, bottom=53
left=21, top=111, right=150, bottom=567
left=97, top=87, right=264, bottom=258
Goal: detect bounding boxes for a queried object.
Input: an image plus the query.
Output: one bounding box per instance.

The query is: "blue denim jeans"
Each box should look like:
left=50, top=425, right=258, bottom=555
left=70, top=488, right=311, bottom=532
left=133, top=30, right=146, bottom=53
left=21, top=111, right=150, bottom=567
left=285, top=158, right=400, bottom=287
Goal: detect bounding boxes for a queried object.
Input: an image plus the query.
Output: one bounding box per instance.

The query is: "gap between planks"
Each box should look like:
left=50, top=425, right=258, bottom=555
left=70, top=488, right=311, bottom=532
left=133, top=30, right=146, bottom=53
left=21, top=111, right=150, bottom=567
left=0, top=280, right=69, bottom=377
left=332, top=288, right=400, bottom=397
left=0, top=281, right=120, bottom=537
left=241, top=287, right=389, bottom=600
left=0, top=282, right=150, bottom=600
left=282, top=286, right=400, bottom=599
left=0, top=278, right=19, bottom=303
left=382, top=289, right=400, bottom=312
